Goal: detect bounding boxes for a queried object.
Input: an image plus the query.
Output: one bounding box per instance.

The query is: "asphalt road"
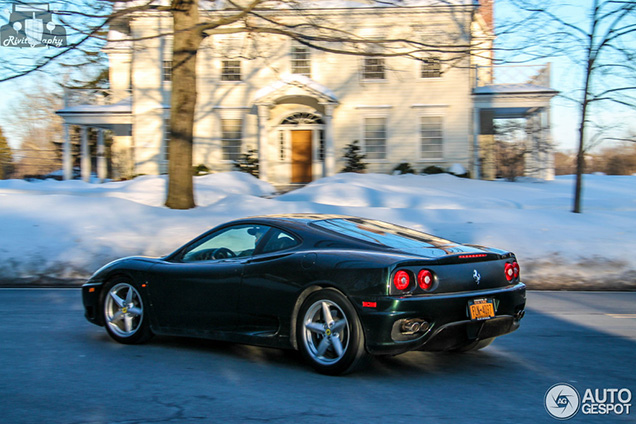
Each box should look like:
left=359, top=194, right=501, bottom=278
left=0, top=289, right=635, bottom=424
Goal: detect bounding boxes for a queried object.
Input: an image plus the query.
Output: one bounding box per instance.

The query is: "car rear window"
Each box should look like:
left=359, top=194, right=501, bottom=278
left=312, top=218, right=453, bottom=249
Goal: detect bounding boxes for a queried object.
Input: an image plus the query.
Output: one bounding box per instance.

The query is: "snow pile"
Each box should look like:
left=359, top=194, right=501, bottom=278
left=0, top=172, right=634, bottom=289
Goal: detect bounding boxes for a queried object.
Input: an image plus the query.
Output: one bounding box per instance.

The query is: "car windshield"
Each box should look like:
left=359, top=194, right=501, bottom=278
left=312, top=218, right=454, bottom=249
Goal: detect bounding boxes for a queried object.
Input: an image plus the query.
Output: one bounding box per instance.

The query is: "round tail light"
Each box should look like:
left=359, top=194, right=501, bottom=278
left=417, top=269, right=434, bottom=290
left=513, top=261, right=520, bottom=279
left=505, top=263, right=514, bottom=281
left=393, top=270, right=410, bottom=291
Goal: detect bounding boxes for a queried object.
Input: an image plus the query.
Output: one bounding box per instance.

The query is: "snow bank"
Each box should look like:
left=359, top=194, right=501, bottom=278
left=0, top=172, right=634, bottom=289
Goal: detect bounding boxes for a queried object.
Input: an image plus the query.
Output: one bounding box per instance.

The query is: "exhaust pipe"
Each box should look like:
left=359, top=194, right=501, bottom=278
left=400, top=319, right=430, bottom=335
left=514, top=309, right=525, bottom=320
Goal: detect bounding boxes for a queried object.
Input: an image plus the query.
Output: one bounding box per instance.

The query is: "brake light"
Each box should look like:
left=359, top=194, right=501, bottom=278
left=459, top=254, right=488, bottom=259
left=513, top=261, right=520, bottom=279
left=505, top=263, right=514, bottom=281
left=417, top=269, right=434, bottom=290
left=393, top=270, right=410, bottom=291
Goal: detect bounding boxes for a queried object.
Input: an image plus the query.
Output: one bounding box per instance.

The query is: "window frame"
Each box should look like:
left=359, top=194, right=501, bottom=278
left=179, top=224, right=272, bottom=263
left=221, top=118, right=243, bottom=162
left=419, top=115, right=444, bottom=161
left=290, top=41, right=311, bottom=77
left=162, top=60, right=173, bottom=82
left=259, top=228, right=301, bottom=254
left=420, top=57, right=442, bottom=79
left=221, top=59, right=242, bottom=82
left=162, top=118, right=170, bottom=166
left=362, top=57, right=386, bottom=81
left=362, top=115, right=389, bottom=161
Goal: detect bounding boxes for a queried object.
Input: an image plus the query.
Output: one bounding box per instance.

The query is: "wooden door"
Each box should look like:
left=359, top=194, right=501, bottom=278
left=291, top=130, right=313, bottom=183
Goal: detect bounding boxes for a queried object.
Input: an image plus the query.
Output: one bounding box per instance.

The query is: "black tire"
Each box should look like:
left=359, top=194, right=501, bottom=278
left=101, top=278, right=153, bottom=345
left=452, top=337, right=494, bottom=353
left=296, top=289, right=369, bottom=375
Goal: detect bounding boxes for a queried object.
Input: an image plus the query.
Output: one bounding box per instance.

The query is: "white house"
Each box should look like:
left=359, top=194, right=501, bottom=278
left=57, top=0, right=557, bottom=184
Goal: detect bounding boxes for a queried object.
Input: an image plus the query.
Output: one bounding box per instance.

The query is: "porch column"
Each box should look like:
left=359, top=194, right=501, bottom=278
left=544, top=107, right=555, bottom=181
left=97, top=129, right=106, bottom=182
left=321, top=102, right=336, bottom=177
left=257, top=104, right=270, bottom=182
left=80, top=126, right=90, bottom=182
left=473, top=107, right=481, bottom=179
left=63, top=124, right=72, bottom=180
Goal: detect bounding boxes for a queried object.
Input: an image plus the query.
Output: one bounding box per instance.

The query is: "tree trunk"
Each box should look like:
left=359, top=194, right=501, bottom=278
left=165, top=0, right=202, bottom=209
left=573, top=102, right=587, bottom=214
left=573, top=0, right=599, bottom=214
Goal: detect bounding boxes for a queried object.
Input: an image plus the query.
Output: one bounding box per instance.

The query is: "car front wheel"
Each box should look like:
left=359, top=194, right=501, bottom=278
left=102, top=279, right=152, bottom=344
left=296, top=289, right=369, bottom=375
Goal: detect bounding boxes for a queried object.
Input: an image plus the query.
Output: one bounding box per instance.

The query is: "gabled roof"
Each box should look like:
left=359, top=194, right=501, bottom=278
left=253, top=74, right=339, bottom=104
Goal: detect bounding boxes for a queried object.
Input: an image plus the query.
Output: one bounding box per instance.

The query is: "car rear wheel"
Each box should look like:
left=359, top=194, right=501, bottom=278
left=296, top=289, right=369, bottom=375
left=102, top=279, right=152, bottom=344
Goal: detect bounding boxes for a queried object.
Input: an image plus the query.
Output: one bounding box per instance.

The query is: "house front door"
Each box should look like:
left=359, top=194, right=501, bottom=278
left=291, top=130, right=313, bottom=183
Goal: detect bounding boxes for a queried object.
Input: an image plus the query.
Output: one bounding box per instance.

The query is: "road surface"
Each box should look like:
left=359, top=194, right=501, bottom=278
left=0, top=289, right=634, bottom=423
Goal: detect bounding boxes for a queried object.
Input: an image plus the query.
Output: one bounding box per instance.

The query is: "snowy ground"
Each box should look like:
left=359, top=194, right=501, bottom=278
left=0, top=171, right=634, bottom=289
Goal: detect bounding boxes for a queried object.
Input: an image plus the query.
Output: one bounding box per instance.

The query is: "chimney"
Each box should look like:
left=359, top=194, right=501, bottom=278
left=480, top=0, right=494, bottom=30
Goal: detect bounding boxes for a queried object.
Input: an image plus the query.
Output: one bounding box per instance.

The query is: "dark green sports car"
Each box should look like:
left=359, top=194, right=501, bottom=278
left=82, top=214, right=526, bottom=375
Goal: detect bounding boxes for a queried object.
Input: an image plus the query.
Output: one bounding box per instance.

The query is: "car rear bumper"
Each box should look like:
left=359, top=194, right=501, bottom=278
left=354, top=283, right=526, bottom=355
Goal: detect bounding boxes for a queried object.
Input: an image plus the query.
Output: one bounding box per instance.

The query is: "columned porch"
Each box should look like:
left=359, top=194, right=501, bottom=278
left=472, top=65, right=559, bottom=180
left=253, top=75, right=339, bottom=185
left=56, top=89, right=133, bottom=182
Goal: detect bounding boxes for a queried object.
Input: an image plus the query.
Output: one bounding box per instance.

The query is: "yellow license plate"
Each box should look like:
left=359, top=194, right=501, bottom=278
left=469, top=299, right=495, bottom=320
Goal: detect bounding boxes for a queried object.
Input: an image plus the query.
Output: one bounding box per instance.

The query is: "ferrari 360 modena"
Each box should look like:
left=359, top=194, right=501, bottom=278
left=82, top=214, right=526, bottom=375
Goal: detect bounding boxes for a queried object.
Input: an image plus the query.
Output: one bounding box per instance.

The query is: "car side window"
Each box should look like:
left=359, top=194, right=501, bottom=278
left=182, top=225, right=270, bottom=262
left=260, top=229, right=300, bottom=254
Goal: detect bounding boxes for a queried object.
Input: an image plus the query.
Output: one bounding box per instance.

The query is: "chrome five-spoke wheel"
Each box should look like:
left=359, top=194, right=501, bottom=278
left=102, top=280, right=152, bottom=344
left=302, top=300, right=350, bottom=366
left=297, top=289, right=369, bottom=375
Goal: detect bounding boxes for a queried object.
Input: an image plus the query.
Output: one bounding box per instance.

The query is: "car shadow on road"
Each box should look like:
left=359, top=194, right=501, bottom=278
left=81, top=299, right=636, bottom=389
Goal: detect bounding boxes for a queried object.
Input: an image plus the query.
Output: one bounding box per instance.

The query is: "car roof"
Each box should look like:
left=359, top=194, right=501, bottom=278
left=228, top=214, right=370, bottom=241
left=242, top=213, right=354, bottom=224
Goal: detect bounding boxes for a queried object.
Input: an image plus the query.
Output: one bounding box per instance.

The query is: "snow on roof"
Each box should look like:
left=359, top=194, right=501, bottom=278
left=270, top=0, right=477, bottom=8
left=56, top=97, right=132, bottom=115
left=473, top=83, right=559, bottom=95
left=253, top=74, right=338, bottom=103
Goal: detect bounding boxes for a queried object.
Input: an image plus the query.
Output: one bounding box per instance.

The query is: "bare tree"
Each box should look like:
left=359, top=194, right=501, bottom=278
left=0, top=127, right=13, bottom=179
left=3, top=84, right=64, bottom=178
left=494, top=119, right=527, bottom=181
left=1, top=0, right=489, bottom=208
left=498, top=0, right=636, bottom=213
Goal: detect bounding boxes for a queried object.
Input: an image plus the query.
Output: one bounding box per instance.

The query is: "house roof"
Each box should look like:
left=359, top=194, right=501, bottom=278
left=269, top=0, right=478, bottom=8
left=56, top=97, right=132, bottom=115
left=253, top=74, right=339, bottom=104
left=473, top=83, right=559, bottom=96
